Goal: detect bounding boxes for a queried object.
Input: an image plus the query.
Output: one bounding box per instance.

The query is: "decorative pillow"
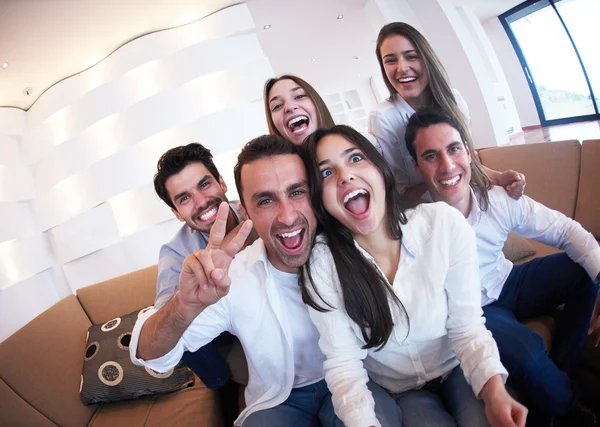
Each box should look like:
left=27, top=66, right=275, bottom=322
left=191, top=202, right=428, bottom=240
left=502, top=231, right=536, bottom=262
left=80, top=306, right=194, bottom=405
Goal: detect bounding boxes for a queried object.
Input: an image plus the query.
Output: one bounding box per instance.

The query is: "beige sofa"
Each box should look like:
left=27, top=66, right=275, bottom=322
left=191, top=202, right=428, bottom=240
left=1, top=139, right=599, bottom=426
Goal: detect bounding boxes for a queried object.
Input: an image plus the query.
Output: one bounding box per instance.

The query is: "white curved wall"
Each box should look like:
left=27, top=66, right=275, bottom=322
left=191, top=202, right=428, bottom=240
left=0, top=3, right=272, bottom=341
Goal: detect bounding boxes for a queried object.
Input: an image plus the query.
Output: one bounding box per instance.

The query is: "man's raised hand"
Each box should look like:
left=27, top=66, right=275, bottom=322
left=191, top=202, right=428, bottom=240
left=177, top=202, right=253, bottom=313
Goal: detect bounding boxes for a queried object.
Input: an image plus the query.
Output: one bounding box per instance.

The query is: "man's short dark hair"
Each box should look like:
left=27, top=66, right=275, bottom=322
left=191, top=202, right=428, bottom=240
left=405, top=108, right=469, bottom=162
left=234, top=135, right=300, bottom=207
left=153, top=143, right=221, bottom=209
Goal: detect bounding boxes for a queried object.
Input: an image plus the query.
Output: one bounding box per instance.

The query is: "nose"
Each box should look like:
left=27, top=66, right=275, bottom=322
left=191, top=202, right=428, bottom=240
left=396, top=57, right=409, bottom=74
left=284, top=99, right=298, bottom=113
left=439, top=153, right=455, bottom=173
left=191, top=190, right=206, bottom=209
left=338, top=167, right=355, bottom=186
left=277, top=198, right=297, bottom=226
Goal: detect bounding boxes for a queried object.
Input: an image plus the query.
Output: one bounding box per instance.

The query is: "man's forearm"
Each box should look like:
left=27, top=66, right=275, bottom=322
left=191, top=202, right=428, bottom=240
left=137, top=292, right=206, bottom=361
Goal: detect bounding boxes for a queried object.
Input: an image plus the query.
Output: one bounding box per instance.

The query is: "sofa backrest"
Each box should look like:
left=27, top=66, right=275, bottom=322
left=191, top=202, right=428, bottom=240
left=575, top=139, right=600, bottom=239
left=479, top=140, right=581, bottom=218
left=76, top=265, right=158, bottom=324
left=0, top=295, right=96, bottom=427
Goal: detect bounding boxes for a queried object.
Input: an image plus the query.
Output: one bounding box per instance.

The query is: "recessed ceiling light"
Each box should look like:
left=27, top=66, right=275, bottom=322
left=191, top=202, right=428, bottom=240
left=311, top=58, right=316, bottom=62
left=1, top=62, right=8, bottom=69
left=353, top=56, right=359, bottom=60
left=263, top=24, right=271, bottom=29
left=337, top=15, right=344, bottom=19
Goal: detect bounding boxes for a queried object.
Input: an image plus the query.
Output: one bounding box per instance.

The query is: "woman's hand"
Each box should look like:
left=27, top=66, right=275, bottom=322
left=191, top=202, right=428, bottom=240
left=480, top=375, right=528, bottom=427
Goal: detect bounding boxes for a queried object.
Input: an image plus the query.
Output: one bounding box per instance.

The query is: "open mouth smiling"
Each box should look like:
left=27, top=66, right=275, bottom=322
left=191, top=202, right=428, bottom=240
left=287, top=115, right=310, bottom=135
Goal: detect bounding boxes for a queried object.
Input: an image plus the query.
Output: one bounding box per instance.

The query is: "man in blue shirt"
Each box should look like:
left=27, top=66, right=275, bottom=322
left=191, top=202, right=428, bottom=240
left=153, top=143, right=256, bottom=424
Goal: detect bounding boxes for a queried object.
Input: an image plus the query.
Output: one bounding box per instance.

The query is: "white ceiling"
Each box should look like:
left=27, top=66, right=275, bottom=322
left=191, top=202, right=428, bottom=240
left=0, top=0, right=522, bottom=111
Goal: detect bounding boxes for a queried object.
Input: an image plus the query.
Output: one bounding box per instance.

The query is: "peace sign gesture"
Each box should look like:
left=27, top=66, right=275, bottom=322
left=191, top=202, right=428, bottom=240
left=178, top=202, right=253, bottom=312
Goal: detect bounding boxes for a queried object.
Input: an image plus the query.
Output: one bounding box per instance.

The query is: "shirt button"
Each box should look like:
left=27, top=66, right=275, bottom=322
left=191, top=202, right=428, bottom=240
left=412, top=357, right=419, bottom=362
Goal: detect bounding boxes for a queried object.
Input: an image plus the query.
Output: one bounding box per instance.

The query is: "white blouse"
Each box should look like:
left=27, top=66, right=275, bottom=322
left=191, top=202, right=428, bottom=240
left=306, top=202, right=506, bottom=427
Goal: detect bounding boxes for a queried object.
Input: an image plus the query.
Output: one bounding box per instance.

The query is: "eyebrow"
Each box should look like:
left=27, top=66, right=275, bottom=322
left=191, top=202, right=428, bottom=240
left=382, top=49, right=417, bottom=59
left=268, top=86, right=303, bottom=104
left=420, top=141, right=463, bottom=159
left=250, top=180, right=308, bottom=201
left=317, top=147, right=358, bottom=167
left=173, top=175, right=210, bottom=203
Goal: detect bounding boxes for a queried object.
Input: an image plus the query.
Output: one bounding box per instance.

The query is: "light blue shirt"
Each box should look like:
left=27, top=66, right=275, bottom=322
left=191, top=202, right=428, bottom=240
left=155, top=201, right=246, bottom=309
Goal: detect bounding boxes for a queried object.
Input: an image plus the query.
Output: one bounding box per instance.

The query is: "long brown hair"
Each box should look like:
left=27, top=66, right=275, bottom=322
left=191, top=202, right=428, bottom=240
left=263, top=75, right=335, bottom=139
left=300, top=125, right=412, bottom=350
left=375, top=22, right=486, bottom=184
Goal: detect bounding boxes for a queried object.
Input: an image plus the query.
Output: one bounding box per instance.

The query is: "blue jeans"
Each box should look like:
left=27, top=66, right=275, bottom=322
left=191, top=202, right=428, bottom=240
left=180, top=332, right=234, bottom=389
left=483, top=253, right=598, bottom=416
left=391, top=366, right=488, bottom=427
left=242, top=379, right=403, bottom=427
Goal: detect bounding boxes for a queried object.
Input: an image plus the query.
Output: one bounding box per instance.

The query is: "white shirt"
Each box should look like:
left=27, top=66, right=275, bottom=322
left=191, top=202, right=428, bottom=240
left=306, top=202, right=507, bottom=427
left=130, top=239, right=326, bottom=426
left=467, top=186, right=600, bottom=306
left=368, top=89, right=470, bottom=193
left=267, top=263, right=325, bottom=388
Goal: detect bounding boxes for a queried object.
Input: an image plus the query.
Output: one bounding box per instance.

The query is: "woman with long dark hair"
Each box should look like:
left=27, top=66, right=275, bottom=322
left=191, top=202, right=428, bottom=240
left=300, top=125, right=527, bottom=427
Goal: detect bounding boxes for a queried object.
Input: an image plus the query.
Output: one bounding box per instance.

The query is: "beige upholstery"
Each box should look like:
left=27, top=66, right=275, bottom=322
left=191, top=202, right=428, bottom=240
left=479, top=140, right=581, bottom=217
left=77, top=265, right=158, bottom=324
left=88, top=375, right=221, bottom=427
left=0, top=295, right=97, bottom=427
left=575, top=139, right=600, bottom=238
left=0, top=378, right=57, bottom=427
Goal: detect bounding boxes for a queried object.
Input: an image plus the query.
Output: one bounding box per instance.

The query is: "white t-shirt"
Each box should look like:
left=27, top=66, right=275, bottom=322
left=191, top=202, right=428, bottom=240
left=268, top=263, right=325, bottom=388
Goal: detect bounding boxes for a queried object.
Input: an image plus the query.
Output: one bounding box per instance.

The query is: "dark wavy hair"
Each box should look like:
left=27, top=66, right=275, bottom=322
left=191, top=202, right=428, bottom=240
left=263, top=74, right=335, bottom=141
left=300, top=125, right=412, bottom=350
left=405, top=108, right=493, bottom=211
left=153, top=143, right=221, bottom=209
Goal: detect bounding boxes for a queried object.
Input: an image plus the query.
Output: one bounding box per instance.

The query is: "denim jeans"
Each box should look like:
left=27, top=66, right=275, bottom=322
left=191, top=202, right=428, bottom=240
left=180, top=331, right=235, bottom=389
left=391, top=366, right=489, bottom=427
left=242, top=379, right=403, bottom=427
left=483, top=253, right=598, bottom=416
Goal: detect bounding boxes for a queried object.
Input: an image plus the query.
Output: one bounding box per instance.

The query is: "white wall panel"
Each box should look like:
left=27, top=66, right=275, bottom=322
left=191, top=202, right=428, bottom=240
left=0, top=108, right=26, bottom=136
left=0, top=201, right=37, bottom=243
left=27, top=4, right=255, bottom=126
left=0, top=270, right=60, bottom=342
left=0, top=135, right=22, bottom=165
left=49, top=203, right=121, bottom=264
left=109, top=184, right=173, bottom=237
left=0, top=233, right=54, bottom=290
left=0, top=164, right=36, bottom=202
left=63, top=219, right=181, bottom=292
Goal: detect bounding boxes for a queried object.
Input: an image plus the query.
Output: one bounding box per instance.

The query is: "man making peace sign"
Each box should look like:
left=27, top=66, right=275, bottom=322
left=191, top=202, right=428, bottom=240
left=130, top=135, right=403, bottom=427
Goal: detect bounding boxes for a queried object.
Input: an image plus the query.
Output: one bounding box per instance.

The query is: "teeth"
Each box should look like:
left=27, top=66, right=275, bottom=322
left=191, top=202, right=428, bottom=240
left=287, top=115, right=308, bottom=127
left=343, top=189, right=368, bottom=205
left=199, top=206, right=218, bottom=221
left=440, top=176, right=460, bottom=186
left=279, top=229, right=302, bottom=238
left=397, top=77, right=417, bottom=83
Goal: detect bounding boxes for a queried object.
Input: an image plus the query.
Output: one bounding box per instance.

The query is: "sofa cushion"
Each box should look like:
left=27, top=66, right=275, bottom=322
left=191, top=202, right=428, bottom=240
left=479, top=140, right=581, bottom=218
left=88, top=374, right=222, bottom=427
left=575, top=139, right=600, bottom=239
left=0, top=378, right=57, bottom=427
left=503, top=232, right=536, bottom=263
left=0, top=295, right=97, bottom=427
left=77, top=265, right=158, bottom=324
left=81, top=308, right=194, bottom=405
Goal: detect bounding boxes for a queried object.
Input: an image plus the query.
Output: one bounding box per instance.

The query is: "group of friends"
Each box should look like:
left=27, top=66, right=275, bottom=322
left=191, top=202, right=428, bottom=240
left=129, top=22, right=600, bottom=427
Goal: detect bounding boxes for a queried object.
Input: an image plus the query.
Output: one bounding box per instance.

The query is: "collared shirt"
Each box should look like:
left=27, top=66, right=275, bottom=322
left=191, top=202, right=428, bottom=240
left=368, top=90, right=470, bottom=193
left=306, top=202, right=506, bottom=427
left=130, top=239, right=326, bottom=426
left=155, top=201, right=249, bottom=309
left=466, top=186, right=600, bottom=306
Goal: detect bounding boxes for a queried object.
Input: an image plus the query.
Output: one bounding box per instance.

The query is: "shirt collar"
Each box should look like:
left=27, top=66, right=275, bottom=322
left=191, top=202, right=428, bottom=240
left=351, top=218, right=421, bottom=262
left=466, top=186, right=482, bottom=226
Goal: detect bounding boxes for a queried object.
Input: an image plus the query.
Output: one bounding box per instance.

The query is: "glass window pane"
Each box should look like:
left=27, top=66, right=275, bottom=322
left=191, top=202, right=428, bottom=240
left=555, top=0, right=600, bottom=111
left=509, top=3, right=595, bottom=120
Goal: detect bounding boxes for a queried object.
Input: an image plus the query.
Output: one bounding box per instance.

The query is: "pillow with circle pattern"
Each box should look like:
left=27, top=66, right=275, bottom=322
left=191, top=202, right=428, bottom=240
left=80, top=306, right=194, bottom=405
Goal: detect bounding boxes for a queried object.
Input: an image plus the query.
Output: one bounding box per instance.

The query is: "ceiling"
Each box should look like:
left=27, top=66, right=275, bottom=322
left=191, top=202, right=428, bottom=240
left=0, top=0, right=523, bottom=111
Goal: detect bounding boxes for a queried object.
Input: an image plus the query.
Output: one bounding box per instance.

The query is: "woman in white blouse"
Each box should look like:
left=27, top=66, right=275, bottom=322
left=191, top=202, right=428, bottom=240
left=369, top=22, right=524, bottom=201
left=300, top=125, right=527, bottom=427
